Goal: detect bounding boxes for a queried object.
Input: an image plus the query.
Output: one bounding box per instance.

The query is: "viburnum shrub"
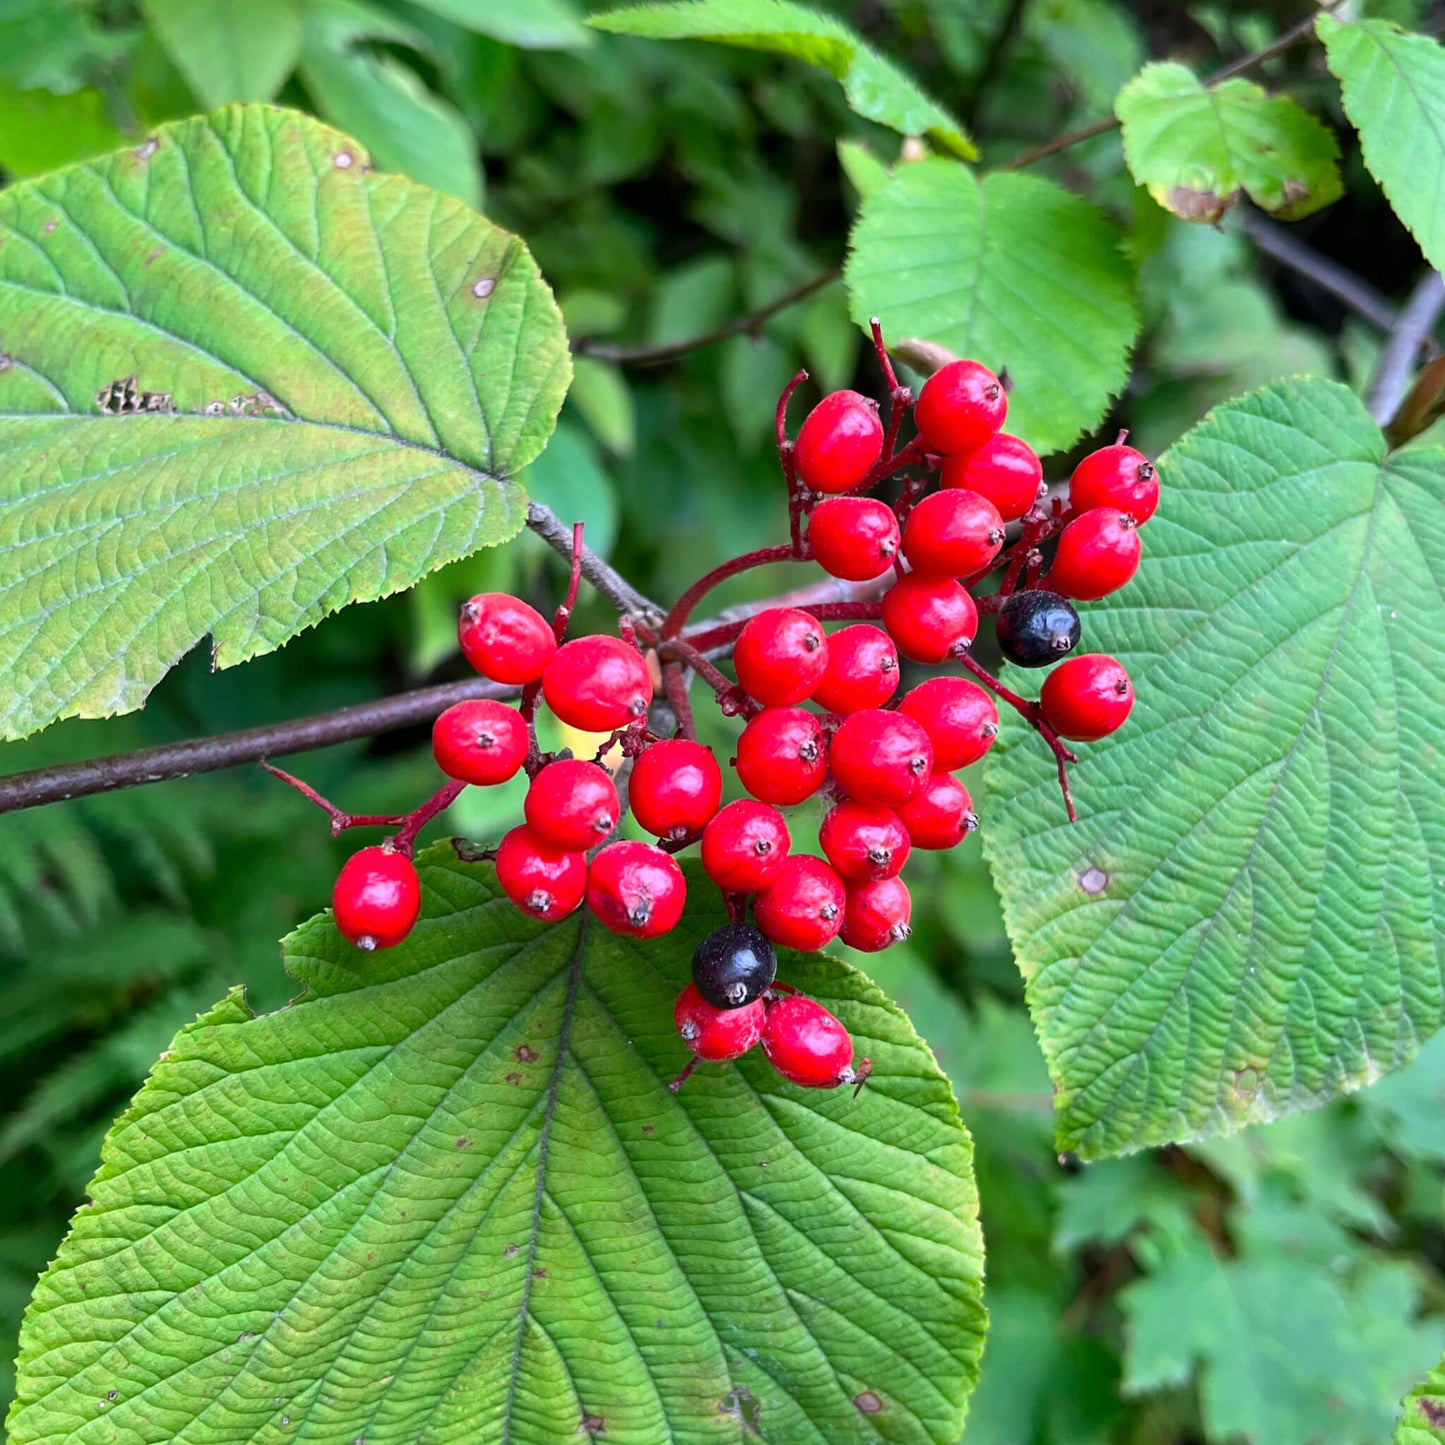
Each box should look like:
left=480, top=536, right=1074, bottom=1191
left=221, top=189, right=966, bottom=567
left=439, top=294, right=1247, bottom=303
left=277, top=323, right=1151, bottom=1097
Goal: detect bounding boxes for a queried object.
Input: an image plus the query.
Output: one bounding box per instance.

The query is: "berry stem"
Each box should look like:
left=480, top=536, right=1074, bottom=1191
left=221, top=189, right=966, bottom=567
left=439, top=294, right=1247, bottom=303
left=661, top=660, right=698, bottom=742
left=660, top=544, right=800, bottom=639
left=775, top=368, right=810, bottom=555
left=667, top=1057, right=700, bottom=1093
left=869, top=317, right=914, bottom=468
left=551, top=521, right=586, bottom=642
left=390, top=778, right=468, bottom=855
left=259, top=762, right=407, bottom=837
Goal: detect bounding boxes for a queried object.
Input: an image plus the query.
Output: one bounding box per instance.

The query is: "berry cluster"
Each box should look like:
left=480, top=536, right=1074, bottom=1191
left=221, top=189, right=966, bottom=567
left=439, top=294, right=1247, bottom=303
left=291, top=320, right=1157, bottom=1095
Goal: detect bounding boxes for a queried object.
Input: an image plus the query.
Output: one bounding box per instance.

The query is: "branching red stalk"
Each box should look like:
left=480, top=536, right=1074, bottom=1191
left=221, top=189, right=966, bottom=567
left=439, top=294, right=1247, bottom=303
left=660, top=544, right=800, bottom=640
left=260, top=762, right=468, bottom=852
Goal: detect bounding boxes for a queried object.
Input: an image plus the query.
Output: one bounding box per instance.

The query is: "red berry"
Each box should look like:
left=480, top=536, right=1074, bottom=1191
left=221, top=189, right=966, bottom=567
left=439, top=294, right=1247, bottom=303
left=333, top=845, right=421, bottom=951
left=841, top=875, right=912, bottom=953
left=807, top=497, right=901, bottom=581
left=674, top=984, right=766, bottom=1062
left=734, top=707, right=828, bottom=806
left=431, top=699, right=529, bottom=786
left=881, top=573, right=978, bottom=664
left=495, top=825, right=587, bottom=921
left=914, top=359, right=1007, bottom=455
left=458, top=593, right=556, bottom=684
left=811, top=625, right=899, bottom=714
left=898, top=775, right=978, bottom=850
left=902, top=489, right=1006, bottom=578
left=1048, top=507, right=1141, bottom=600
left=629, top=739, right=723, bottom=839
left=897, top=677, right=999, bottom=770
left=1070, top=443, right=1158, bottom=523
left=733, top=608, right=829, bottom=706
left=762, top=995, right=857, bottom=1088
left=701, top=800, right=791, bottom=892
left=793, top=390, right=884, bottom=494
left=829, top=709, right=933, bottom=808
left=1039, top=653, right=1134, bottom=741
left=586, top=840, right=686, bottom=939
left=524, top=759, right=619, bottom=851
left=753, top=856, right=846, bottom=951
left=941, top=433, right=1043, bottom=522
left=819, top=801, right=911, bottom=881
left=542, top=635, right=652, bottom=732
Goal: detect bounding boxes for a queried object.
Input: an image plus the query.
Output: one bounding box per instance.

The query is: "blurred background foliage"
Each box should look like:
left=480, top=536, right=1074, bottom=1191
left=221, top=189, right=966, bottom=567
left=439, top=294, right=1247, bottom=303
left=2, top=0, right=1443, bottom=1441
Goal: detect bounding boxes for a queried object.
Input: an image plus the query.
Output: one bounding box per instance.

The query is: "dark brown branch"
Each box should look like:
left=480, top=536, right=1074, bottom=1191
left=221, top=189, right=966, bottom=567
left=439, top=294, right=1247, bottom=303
left=1001, top=7, right=1335, bottom=172
left=1237, top=210, right=1397, bottom=332
left=571, top=268, right=840, bottom=367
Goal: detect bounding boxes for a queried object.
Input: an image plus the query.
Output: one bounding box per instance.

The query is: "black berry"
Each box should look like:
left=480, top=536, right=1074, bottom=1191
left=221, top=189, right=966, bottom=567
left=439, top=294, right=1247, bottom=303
left=995, top=589, right=1081, bottom=668
left=691, top=922, right=777, bottom=1010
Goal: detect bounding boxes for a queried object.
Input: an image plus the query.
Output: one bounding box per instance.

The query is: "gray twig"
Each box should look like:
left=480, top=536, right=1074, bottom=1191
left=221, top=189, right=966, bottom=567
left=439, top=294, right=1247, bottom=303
left=525, top=501, right=661, bottom=618
left=1368, top=271, right=1445, bottom=426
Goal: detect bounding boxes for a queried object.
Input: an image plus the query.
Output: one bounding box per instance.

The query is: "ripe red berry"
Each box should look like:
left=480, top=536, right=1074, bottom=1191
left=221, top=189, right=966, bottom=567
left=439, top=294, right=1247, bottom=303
left=431, top=699, right=529, bottom=786
left=701, top=800, right=791, bottom=892
left=793, top=389, right=884, bottom=494
left=881, top=573, right=979, bottom=664
left=524, top=759, right=619, bottom=851
left=841, top=875, right=912, bottom=953
left=901, top=488, right=1006, bottom=578
left=732, top=608, right=829, bottom=706
left=458, top=592, right=556, bottom=683
left=734, top=707, right=828, bottom=806
left=829, top=709, right=933, bottom=808
left=586, top=840, right=686, bottom=939
left=333, top=845, right=421, bottom=951
left=675, top=984, right=766, bottom=1062
left=629, top=739, right=723, bottom=839
left=753, top=856, right=846, bottom=951
left=811, top=625, right=899, bottom=714
left=542, top=635, right=652, bottom=732
left=898, top=775, right=978, bottom=850
left=1069, top=443, right=1158, bottom=524
left=1048, top=507, right=1141, bottom=600
left=1039, top=653, right=1134, bottom=741
left=762, top=995, right=858, bottom=1088
left=898, top=677, right=999, bottom=770
left=914, top=359, right=1007, bottom=455
left=941, top=433, right=1043, bottom=522
left=807, top=497, right=901, bottom=581
left=819, top=801, right=911, bottom=881
left=495, top=824, right=587, bottom=921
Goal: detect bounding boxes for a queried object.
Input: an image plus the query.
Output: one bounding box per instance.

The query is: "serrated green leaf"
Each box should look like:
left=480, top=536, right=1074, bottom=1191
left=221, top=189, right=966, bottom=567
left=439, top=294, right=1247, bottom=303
left=591, top=0, right=976, bottom=160
left=845, top=158, right=1138, bottom=453
left=1116, top=62, right=1342, bottom=223
left=1397, top=1351, right=1445, bottom=1443
left=412, top=0, right=593, bottom=48
left=982, top=377, right=1445, bottom=1158
left=7, top=848, right=985, bottom=1445
left=0, top=106, right=570, bottom=740
left=1320, top=16, right=1445, bottom=274
left=141, top=0, right=303, bottom=107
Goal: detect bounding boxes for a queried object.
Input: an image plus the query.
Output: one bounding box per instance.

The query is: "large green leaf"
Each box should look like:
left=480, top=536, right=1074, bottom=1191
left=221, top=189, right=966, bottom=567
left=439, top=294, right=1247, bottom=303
left=981, top=377, right=1445, bottom=1158
left=1116, top=62, right=1342, bottom=223
left=141, top=0, right=304, bottom=107
left=0, top=105, right=569, bottom=741
left=845, top=159, right=1138, bottom=454
left=7, top=848, right=985, bottom=1445
left=590, top=0, right=976, bottom=160
left=1320, top=16, right=1445, bottom=274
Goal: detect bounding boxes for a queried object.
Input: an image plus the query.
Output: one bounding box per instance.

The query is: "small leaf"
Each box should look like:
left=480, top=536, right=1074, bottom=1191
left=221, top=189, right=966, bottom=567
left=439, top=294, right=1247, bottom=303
left=1397, top=1350, right=1445, bottom=1443
left=567, top=354, right=635, bottom=456
left=0, top=106, right=570, bottom=740
left=982, top=377, right=1445, bottom=1158
left=7, top=849, right=986, bottom=1445
left=1320, top=15, right=1445, bottom=274
left=592, top=0, right=976, bottom=159
left=1116, top=62, right=1342, bottom=223
left=846, top=158, right=1138, bottom=453
left=141, top=0, right=304, bottom=107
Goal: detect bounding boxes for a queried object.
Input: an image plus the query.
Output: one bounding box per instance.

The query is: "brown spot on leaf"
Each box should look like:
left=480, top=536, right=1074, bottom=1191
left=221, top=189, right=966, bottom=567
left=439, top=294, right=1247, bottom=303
left=334, top=150, right=355, bottom=169
left=505, top=1071, right=522, bottom=1085
left=581, top=1415, right=606, bottom=1436
left=472, top=277, right=496, bottom=299
left=534, top=1268, right=547, bottom=1279
left=516, top=1044, right=539, bottom=1064
left=641, top=1124, right=655, bottom=1134
left=1234, top=1067, right=1260, bottom=1097
left=718, top=1387, right=762, bottom=1434
left=854, top=1392, right=883, bottom=1415
left=450, top=837, right=493, bottom=863
left=1078, top=867, right=1108, bottom=895
left=134, top=137, right=159, bottom=161
left=503, top=1243, right=519, bottom=1257
left=42, top=220, right=57, bottom=235
left=1282, top=178, right=1309, bottom=205
left=455, top=1137, right=470, bottom=1149
left=1419, top=1398, right=1445, bottom=1426
left=144, top=246, right=165, bottom=266
left=1167, top=185, right=1235, bottom=224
